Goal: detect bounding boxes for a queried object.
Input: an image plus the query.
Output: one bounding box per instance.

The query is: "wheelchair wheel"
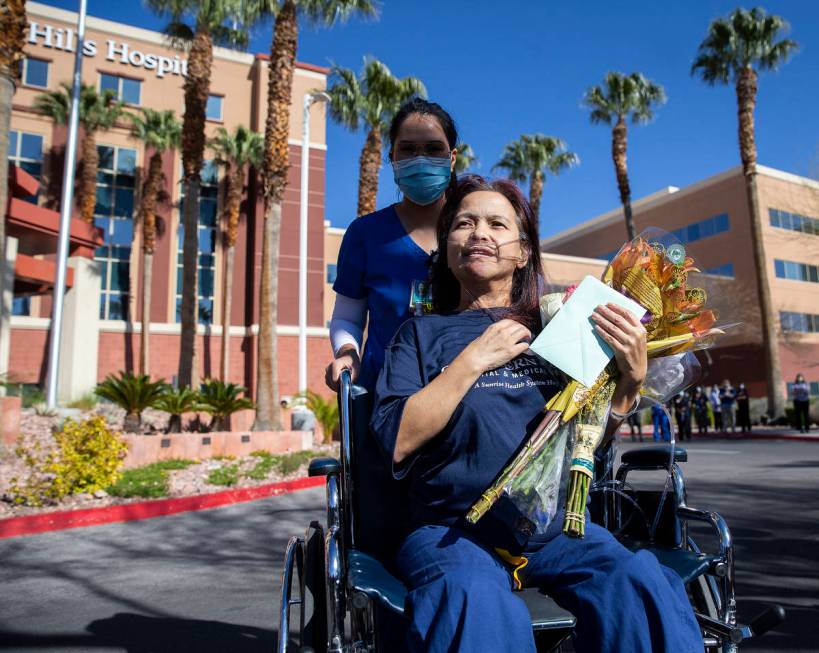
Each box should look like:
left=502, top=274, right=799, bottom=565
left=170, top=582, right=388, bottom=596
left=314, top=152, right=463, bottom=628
left=300, top=521, right=328, bottom=653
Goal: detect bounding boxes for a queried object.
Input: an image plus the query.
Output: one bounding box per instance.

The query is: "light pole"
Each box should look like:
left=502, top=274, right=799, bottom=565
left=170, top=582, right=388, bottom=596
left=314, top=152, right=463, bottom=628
left=46, top=0, right=88, bottom=408
left=298, top=91, right=329, bottom=394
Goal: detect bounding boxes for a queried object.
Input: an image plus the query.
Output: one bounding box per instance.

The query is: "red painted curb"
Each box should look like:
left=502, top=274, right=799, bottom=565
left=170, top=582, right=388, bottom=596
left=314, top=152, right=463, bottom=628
left=617, top=432, right=819, bottom=443
left=0, top=476, right=325, bottom=540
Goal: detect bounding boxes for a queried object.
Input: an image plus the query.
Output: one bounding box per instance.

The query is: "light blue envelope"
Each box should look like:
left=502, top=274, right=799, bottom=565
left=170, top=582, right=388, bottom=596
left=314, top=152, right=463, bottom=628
left=529, top=275, right=646, bottom=387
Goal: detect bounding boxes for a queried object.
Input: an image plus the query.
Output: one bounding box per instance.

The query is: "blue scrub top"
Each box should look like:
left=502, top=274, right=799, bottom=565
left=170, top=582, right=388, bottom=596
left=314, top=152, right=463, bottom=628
left=332, top=204, right=432, bottom=390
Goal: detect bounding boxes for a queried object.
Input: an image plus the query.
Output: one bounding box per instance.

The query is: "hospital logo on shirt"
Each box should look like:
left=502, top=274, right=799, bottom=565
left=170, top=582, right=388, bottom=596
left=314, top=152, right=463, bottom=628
left=446, top=354, right=560, bottom=392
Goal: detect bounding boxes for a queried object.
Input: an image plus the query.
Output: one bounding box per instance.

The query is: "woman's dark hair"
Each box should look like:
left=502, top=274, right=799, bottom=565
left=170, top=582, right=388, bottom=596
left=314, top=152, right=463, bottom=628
left=430, top=174, right=544, bottom=332
left=388, top=97, right=458, bottom=195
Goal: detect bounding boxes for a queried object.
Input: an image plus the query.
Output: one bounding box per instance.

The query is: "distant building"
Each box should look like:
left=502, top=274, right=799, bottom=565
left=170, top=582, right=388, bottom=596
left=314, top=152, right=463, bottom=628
left=541, top=165, right=819, bottom=399
left=2, top=2, right=331, bottom=400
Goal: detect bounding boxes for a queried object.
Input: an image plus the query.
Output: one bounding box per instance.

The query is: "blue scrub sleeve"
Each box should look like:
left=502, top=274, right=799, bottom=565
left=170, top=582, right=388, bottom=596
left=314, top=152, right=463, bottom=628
left=370, top=321, right=426, bottom=479
left=332, top=219, right=366, bottom=300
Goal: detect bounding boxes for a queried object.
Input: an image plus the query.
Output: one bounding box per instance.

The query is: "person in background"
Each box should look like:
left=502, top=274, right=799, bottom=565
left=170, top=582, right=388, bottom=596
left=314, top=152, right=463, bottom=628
left=651, top=403, right=671, bottom=442
left=710, top=384, right=722, bottom=431
left=692, top=386, right=709, bottom=435
left=326, top=98, right=459, bottom=392
left=720, top=380, right=737, bottom=434
left=627, top=411, right=643, bottom=442
left=674, top=391, right=692, bottom=441
left=793, top=373, right=811, bottom=433
left=735, top=383, right=751, bottom=433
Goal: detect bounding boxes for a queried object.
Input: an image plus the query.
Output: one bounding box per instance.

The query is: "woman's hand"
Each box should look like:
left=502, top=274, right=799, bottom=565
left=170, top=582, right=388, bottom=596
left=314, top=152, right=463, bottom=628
left=325, top=345, right=361, bottom=392
left=592, top=303, right=647, bottom=414
left=460, top=319, right=532, bottom=374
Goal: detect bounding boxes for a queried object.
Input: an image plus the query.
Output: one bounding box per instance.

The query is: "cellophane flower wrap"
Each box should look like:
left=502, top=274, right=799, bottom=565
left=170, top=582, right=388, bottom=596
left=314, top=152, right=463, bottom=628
left=465, top=228, right=727, bottom=538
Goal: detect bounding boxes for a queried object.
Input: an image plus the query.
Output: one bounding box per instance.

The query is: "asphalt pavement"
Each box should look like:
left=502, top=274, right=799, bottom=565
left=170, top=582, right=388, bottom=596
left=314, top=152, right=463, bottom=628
left=1, top=439, right=817, bottom=652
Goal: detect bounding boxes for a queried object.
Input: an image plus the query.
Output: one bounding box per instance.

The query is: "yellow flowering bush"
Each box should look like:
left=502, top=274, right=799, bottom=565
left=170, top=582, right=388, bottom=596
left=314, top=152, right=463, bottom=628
left=9, top=417, right=128, bottom=506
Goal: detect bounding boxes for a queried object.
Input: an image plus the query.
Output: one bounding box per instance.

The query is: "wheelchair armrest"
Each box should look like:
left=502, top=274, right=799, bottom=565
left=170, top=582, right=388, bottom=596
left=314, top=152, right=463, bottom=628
left=308, top=457, right=341, bottom=477
left=677, top=505, right=732, bottom=562
left=621, top=444, right=687, bottom=468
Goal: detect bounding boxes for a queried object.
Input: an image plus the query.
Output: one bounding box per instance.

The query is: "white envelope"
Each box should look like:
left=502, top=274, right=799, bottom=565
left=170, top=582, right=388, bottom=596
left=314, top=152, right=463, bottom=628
left=529, top=275, right=646, bottom=387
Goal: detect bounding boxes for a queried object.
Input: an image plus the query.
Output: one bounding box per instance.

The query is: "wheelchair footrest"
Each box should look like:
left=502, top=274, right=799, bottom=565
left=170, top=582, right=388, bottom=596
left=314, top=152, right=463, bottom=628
left=621, top=538, right=720, bottom=585
left=347, top=550, right=576, bottom=632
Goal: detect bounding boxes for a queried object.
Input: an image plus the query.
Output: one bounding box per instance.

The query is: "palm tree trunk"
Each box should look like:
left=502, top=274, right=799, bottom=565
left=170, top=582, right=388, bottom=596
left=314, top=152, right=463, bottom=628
left=79, top=131, right=99, bottom=223
left=139, top=151, right=162, bottom=376
left=736, top=67, right=784, bottom=418
left=357, top=126, right=381, bottom=217
left=0, top=73, right=14, bottom=319
left=220, top=245, right=235, bottom=381
left=528, top=171, right=544, bottom=220
left=220, top=165, right=243, bottom=382
left=611, top=116, right=635, bottom=241
left=255, top=0, right=297, bottom=431
left=177, top=27, right=213, bottom=389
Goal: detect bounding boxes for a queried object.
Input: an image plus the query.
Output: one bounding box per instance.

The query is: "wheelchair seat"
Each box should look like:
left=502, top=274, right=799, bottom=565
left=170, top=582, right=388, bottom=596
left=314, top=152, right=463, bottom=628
left=347, top=549, right=576, bottom=632
left=620, top=538, right=720, bottom=585
left=621, top=444, right=687, bottom=467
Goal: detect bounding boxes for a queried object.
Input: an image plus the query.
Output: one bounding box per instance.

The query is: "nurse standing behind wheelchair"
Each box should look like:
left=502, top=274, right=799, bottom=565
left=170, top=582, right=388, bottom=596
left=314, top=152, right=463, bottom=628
left=325, top=98, right=461, bottom=392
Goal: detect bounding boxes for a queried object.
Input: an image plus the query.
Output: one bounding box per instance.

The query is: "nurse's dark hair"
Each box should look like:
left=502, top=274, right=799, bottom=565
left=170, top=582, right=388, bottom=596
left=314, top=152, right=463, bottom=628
left=430, top=175, right=544, bottom=332
left=388, top=97, right=458, bottom=194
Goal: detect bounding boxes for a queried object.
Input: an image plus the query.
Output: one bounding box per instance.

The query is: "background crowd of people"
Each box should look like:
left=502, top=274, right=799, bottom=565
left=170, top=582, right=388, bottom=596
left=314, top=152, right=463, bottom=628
left=626, top=373, right=814, bottom=442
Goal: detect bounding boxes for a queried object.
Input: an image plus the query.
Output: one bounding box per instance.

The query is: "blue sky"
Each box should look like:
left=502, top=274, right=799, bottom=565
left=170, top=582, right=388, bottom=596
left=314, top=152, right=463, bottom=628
left=43, top=0, right=819, bottom=238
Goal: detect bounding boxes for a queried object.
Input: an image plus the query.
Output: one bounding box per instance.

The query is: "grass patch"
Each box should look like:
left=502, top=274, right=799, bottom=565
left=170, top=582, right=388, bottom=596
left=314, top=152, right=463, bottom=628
left=107, top=459, right=196, bottom=498
left=207, top=464, right=239, bottom=487
left=244, top=450, right=315, bottom=481
left=212, top=454, right=236, bottom=461
left=67, top=392, right=98, bottom=410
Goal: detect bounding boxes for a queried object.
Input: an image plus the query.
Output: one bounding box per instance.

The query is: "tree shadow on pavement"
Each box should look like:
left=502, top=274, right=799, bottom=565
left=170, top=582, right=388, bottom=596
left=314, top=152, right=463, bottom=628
left=0, top=612, right=276, bottom=652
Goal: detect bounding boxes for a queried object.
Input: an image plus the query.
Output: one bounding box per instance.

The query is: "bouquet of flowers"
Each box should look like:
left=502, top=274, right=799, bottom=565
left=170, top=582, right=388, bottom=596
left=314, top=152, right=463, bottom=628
left=466, top=229, right=726, bottom=537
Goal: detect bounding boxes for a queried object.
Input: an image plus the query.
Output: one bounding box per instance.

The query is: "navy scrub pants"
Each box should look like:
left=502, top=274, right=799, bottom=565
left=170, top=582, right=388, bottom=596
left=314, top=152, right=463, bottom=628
left=396, top=523, right=702, bottom=653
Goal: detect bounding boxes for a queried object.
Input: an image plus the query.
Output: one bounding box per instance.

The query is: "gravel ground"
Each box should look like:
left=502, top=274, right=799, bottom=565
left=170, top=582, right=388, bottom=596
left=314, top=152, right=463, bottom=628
left=0, top=405, right=337, bottom=519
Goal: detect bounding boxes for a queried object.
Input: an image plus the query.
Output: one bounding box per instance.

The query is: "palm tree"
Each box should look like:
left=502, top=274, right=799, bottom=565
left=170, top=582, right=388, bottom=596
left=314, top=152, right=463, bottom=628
left=147, top=0, right=256, bottom=391
left=454, top=142, right=478, bottom=175
left=493, top=134, right=578, bottom=220
left=208, top=125, right=263, bottom=382
left=692, top=7, right=798, bottom=418
left=34, top=83, right=124, bottom=222
left=326, top=58, right=425, bottom=216
left=0, top=0, right=28, bottom=314
left=582, top=72, right=666, bottom=241
left=129, top=109, right=182, bottom=377
left=253, top=0, right=377, bottom=432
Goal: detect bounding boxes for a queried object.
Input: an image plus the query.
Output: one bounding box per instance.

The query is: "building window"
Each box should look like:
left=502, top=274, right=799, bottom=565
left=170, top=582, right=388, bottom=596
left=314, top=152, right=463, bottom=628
left=774, top=259, right=819, bottom=284
left=770, top=208, right=819, bottom=236
left=704, top=263, right=735, bottom=278
left=8, top=130, right=44, bottom=203
left=19, top=57, right=49, bottom=88
left=780, top=311, right=818, bottom=333
left=206, top=95, right=223, bottom=121
left=99, top=72, right=141, bottom=105
left=176, top=161, right=218, bottom=325
left=94, top=145, right=136, bottom=320
left=12, top=296, right=31, bottom=316
left=671, top=212, right=730, bottom=245
left=326, top=263, right=337, bottom=284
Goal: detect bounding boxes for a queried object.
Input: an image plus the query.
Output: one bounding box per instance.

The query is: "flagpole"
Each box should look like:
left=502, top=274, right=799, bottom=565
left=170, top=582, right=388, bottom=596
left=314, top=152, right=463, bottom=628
left=46, top=0, right=88, bottom=408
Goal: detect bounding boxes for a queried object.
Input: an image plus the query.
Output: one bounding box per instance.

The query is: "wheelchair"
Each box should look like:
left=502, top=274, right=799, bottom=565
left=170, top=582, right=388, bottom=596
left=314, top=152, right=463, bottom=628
left=277, top=370, right=784, bottom=652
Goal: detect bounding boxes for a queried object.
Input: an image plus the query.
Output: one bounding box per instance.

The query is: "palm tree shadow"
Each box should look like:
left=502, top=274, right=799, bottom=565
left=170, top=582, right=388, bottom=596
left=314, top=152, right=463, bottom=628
left=0, top=613, right=276, bottom=652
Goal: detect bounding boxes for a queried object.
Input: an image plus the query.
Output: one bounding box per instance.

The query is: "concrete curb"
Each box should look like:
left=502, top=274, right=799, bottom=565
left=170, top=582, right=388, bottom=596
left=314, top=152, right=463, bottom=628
left=0, top=476, right=325, bottom=540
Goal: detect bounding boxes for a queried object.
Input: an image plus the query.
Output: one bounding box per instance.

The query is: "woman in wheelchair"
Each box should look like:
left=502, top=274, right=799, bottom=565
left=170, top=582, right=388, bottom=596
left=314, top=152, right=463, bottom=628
left=371, top=175, right=703, bottom=652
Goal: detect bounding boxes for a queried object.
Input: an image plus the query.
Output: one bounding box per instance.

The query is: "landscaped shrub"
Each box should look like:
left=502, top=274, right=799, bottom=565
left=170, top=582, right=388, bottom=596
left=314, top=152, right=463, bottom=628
left=153, top=387, right=201, bottom=433
left=301, top=390, right=339, bottom=444
left=95, top=371, right=170, bottom=432
left=197, top=379, right=254, bottom=431
left=107, top=459, right=196, bottom=498
left=9, top=417, right=127, bottom=506
left=207, top=464, right=239, bottom=487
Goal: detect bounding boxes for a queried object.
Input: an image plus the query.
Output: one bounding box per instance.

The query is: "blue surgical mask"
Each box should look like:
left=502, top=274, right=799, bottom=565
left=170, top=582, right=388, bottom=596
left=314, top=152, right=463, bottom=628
left=392, top=155, right=452, bottom=206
